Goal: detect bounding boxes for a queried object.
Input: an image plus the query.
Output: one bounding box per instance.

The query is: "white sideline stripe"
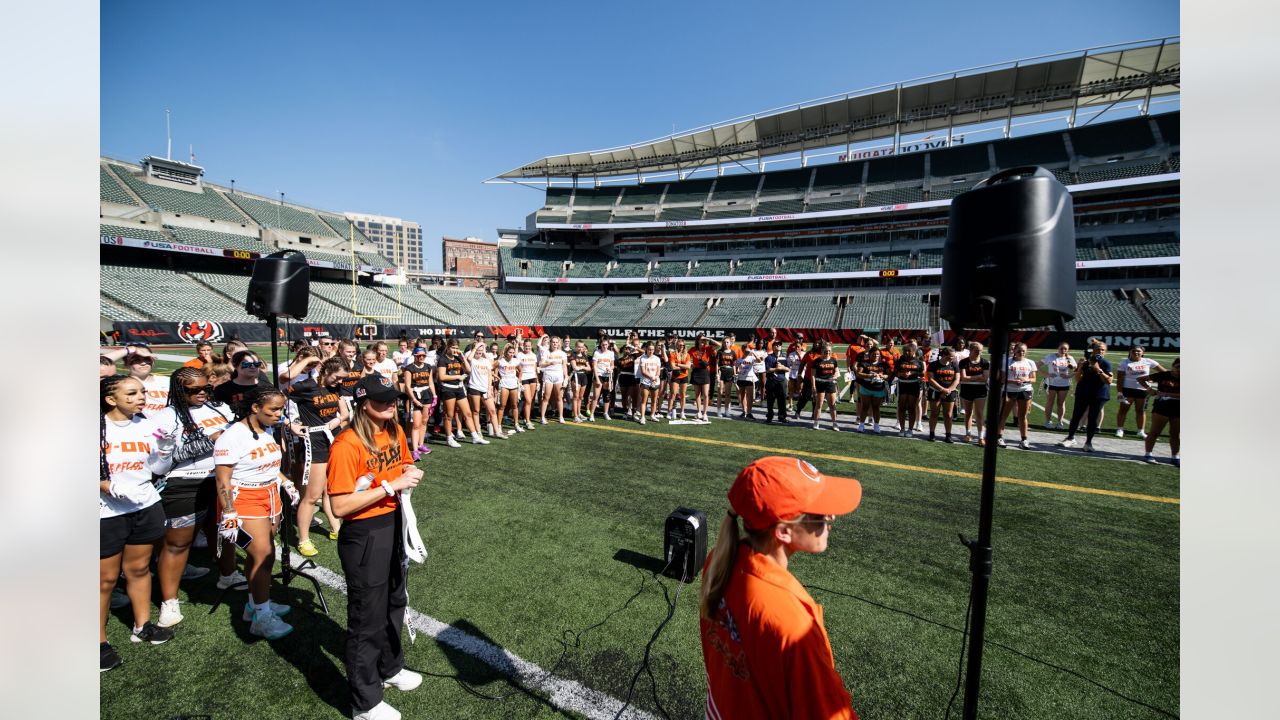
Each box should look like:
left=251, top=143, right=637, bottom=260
left=283, top=552, right=659, bottom=720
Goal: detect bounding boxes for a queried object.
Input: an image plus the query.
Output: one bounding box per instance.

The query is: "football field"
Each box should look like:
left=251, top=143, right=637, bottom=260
left=100, top=360, right=1179, bottom=719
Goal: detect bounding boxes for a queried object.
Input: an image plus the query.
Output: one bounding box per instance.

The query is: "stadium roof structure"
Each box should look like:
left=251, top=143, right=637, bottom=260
left=490, top=37, right=1178, bottom=184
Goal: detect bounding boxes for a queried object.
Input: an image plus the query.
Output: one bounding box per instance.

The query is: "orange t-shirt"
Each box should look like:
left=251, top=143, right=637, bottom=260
left=668, top=351, right=691, bottom=381
left=182, top=357, right=207, bottom=369
left=844, top=344, right=865, bottom=369
left=326, top=425, right=412, bottom=521
left=700, top=543, right=857, bottom=720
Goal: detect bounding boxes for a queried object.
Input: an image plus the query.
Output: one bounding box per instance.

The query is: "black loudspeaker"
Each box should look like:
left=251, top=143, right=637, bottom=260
left=941, top=167, right=1077, bottom=329
left=247, top=250, right=310, bottom=320
left=663, top=507, right=707, bottom=583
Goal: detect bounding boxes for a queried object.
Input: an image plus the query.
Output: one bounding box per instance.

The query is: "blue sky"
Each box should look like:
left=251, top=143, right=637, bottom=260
left=101, top=0, right=1178, bottom=271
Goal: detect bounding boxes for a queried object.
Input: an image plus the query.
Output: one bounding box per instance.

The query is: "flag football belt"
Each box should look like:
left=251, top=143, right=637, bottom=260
left=233, top=478, right=276, bottom=489
left=441, top=381, right=464, bottom=389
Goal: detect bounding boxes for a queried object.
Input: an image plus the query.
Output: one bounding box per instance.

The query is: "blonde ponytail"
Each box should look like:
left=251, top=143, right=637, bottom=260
left=699, top=511, right=742, bottom=621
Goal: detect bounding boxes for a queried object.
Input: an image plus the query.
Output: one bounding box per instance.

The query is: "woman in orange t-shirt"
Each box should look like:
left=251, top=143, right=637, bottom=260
left=327, top=374, right=424, bottom=720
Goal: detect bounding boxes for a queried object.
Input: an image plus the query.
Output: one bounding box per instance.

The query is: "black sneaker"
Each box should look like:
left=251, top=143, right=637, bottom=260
left=928, top=433, right=936, bottom=442
left=944, top=436, right=955, bottom=444
left=130, top=622, right=174, bottom=645
left=100, top=642, right=122, bottom=672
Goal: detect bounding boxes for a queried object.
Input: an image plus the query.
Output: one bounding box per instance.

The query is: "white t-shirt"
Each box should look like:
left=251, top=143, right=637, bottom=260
left=423, top=350, right=439, bottom=370
left=468, top=354, right=494, bottom=393
left=141, top=374, right=171, bottom=415
left=787, top=351, right=803, bottom=380
left=1005, top=358, right=1038, bottom=392
left=497, top=358, right=521, bottom=390
left=593, top=350, right=616, bottom=377
left=953, top=348, right=971, bottom=364
left=637, top=354, right=661, bottom=384
left=735, top=355, right=757, bottom=383
left=372, top=358, right=399, bottom=381
left=517, top=352, right=539, bottom=380
left=1042, top=353, right=1078, bottom=387
left=150, top=403, right=232, bottom=478
left=100, top=414, right=168, bottom=518
left=213, top=422, right=283, bottom=488
left=392, top=350, right=413, bottom=368
left=1118, top=357, right=1160, bottom=390
left=750, top=350, right=766, bottom=375
left=542, top=350, right=568, bottom=383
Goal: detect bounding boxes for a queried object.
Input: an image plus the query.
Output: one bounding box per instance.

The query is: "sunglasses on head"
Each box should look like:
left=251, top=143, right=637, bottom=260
left=240, top=360, right=264, bottom=368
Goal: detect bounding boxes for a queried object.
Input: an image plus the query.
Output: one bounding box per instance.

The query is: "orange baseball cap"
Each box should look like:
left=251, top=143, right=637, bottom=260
left=728, top=456, right=862, bottom=530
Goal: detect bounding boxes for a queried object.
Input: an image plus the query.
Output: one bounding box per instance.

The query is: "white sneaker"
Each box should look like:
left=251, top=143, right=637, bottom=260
left=216, top=571, right=248, bottom=590
left=514, top=424, right=525, bottom=433
left=540, top=418, right=548, bottom=425
left=1084, top=443, right=1095, bottom=453
left=471, top=433, right=490, bottom=445
left=638, top=417, right=646, bottom=425
left=996, top=437, right=1007, bottom=448
left=446, top=436, right=461, bottom=448
left=382, top=668, right=423, bottom=691
left=1144, top=453, right=1157, bottom=464
left=158, top=599, right=183, bottom=627
left=832, top=424, right=841, bottom=432
left=1058, top=438, right=1076, bottom=448
left=587, top=414, right=595, bottom=422
left=353, top=701, right=401, bottom=720
left=1020, top=439, right=1032, bottom=450
left=603, top=413, right=611, bottom=420
left=812, top=422, right=820, bottom=430
left=1045, top=421, right=1055, bottom=430
left=872, top=423, right=880, bottom=434
left=1115, top=429, right=1124, bottom=438
left=242, top=600, right=292, bottom=622
left=249, top=610, right=294, bottom=640
left=857, top=422, right=865, bottom=433
left=1137, top=430, right=1148, bottom=439
left=455, top=430, right=466, bottom=440
left=181, top=565, right=210, bottom=581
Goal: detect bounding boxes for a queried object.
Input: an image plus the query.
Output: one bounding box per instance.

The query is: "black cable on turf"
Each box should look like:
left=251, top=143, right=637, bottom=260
left=943, top=592, right=972, bottom=720
left=612, top=565, right=687, bottom=720
left=416, top=558, right=674, bottom=704
left=807, top=584, right=1178, bottom=719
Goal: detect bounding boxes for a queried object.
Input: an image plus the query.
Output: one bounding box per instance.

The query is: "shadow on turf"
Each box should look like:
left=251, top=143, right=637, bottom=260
left=413, top=618, right=575, bottom=716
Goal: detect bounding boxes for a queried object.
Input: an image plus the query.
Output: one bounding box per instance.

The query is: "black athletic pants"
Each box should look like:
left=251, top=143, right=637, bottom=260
left=765, top=381, right=787, bottom=422
left=1065, top=395, right=1108, bottom=444
left=794, top=384, right=814, bottom=416
left=338, top=510, right=407, bottom=713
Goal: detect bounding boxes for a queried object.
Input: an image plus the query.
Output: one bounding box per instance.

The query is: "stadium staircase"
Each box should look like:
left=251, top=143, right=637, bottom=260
left=833, top=300, right=847, bottom=328
left=573, top=296, right=606, bottom=324
left=100, top=293, right=153, bottom=321
left=488, top=291, right=510, bottom=324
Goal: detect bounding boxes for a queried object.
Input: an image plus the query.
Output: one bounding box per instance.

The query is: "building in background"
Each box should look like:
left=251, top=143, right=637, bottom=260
left=345, top=212, right=423, bottom=273
left=442, top=236, right=498, bottom=288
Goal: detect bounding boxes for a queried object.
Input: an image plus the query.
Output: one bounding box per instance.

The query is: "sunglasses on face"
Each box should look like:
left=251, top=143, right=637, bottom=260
left=798, top=514, right=836, bottom=532
left=240, top=360, right=264, bottom=368
left=183, top=384, right=210, bottom=395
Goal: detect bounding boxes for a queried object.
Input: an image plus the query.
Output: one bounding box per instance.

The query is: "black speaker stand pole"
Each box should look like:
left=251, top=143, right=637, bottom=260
left=268, top=314, right=330, bottom=616
left=960, top=320, right=1009, bottom=720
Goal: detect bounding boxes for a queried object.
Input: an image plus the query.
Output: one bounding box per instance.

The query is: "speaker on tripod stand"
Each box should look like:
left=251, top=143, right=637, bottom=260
left=225, top=250, right=330, bottom=614
left=940, top=167, right=1076, bottom=719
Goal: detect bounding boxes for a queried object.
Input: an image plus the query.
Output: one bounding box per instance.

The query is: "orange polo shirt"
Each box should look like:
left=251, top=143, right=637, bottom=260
left=700, top=543, right=856, bottom=720
left=326, top=426, right=412, bottom=521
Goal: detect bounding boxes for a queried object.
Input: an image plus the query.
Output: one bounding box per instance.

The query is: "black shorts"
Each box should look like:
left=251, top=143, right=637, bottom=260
left=897, top=382, right=921, bottom=397
left=305, top=428, right=333, bottom=463
left=101, top=503, right=166, bottom=558
left=521, top=377, right=537, bottom=386
left=619, top=374, right=637, bottom=388
left=160, top=475, right=216, bottom=528
left=736, top=379, right=756, bottom=389
left=1152, top=397, right=1179, bottom=419
left=1045, top=383, right=1071, bottom=394
left=959, top=384, right=987, bottom=400
left=466, top=387, right=488, bottom=398
left=440, top=385, right=466, bottom=401
left=1005, top=388, right=1033, bottom=401
left=691, top=368, right=711, bottom=386
left=671, top=375, right=689, bottom=385
left=719, top=367, right=735, bottom=383
left=411, top=387, right=434, bottom=406
left=1121, top=387, right=1149, bottom=400
left=575, top=371, right=592, bottom=386
left=660, top=367, right=672, bottom=382
left=928, top=389, right=958, bottom=404
left=814, top=379, right=837, bottom=394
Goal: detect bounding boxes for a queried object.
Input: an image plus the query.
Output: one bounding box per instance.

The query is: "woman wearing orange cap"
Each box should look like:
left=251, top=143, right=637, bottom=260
left=699, top=456, right=861, bottom=720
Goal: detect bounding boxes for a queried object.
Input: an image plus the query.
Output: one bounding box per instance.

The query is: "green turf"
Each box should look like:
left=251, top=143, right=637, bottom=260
left=101, top=409, right=1178, bottom=719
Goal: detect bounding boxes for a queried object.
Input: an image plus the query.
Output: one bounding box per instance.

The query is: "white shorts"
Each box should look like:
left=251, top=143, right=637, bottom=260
left=543, top=371, right=564, bottom=386
left=499, top=378, right=520, bottom=391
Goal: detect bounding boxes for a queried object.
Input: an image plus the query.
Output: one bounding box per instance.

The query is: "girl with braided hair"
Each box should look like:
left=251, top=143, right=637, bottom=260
left=100, top=375, right=178, bottom=672
left=151, top=367, right=235, bottom=627
left=213, top=388, right=298, bottom=639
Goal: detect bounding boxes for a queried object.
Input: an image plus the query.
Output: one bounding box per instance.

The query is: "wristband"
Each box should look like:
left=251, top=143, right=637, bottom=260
left=382, top=482, right=396, bottom=498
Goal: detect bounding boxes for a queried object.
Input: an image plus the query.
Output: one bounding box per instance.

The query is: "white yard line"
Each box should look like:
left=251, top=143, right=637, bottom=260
left=284, top=553, right=659, bottom=720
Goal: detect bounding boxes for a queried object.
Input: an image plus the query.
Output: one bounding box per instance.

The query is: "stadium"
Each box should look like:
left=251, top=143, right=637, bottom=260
left=99, top=37, right=1180, bottom=720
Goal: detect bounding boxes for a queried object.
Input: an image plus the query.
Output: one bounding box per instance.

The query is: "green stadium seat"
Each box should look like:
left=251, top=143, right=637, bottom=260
left=822, top=254, right=864, bottom=272
left=107, top=165, right=249, bottom=223
left=1106, top=233, right=1179, bottom=259
left=579, top=296, right=650, bottom=325
left=100, top=223, right=170, bottom=243
left=1074, top=160, right=1167, bottom=184
left=1142, top=288, right=1179, bottom=332
left=100, top=165, right=138, bottom=206
left=734, top=258, right=777, bottom=275
left=421, top=287, right=504, bottom=325
left=639, top=297, right=706, bottom=326
left=101, top=266, right=258, bottom=322
left=608, top=260, right=650, bottom=278
left=704, top=205, right=754, bottom=219
left=1063, top=289, right=1150, bottom=332
left=754, top=199, right=805, bottom=215
left=543, top=295, right=599, bottom=324
left=779, top=256, right=818, bottom=274
left=702, top=297, right=768, bottom=326
left=649, top=261, right=689, bottom=278
left=226, top=193, right=337, bottom=237
left=688, top=260, right=731, bottom=277
left=864, top=186, right=923, bottom=206
left=570, top=210, right=613, bottom=223
left=759, top=167, right=811, bottom=194
left=572, top=188, right=623, bottom=208
left=766, top=296, right=836, bottom=327
left=661, top=178, right=714, bottom=204
left=865, top=251, right=911, bottom=271
left=659, top=206, right=704, bottom=221
left=164, top=225, right=265, bottom=252
left=493, top=294, right=545, bottom=324
left=619, top=184, right=665, bottom=206
left=710, top=174, right=760, bottom=202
